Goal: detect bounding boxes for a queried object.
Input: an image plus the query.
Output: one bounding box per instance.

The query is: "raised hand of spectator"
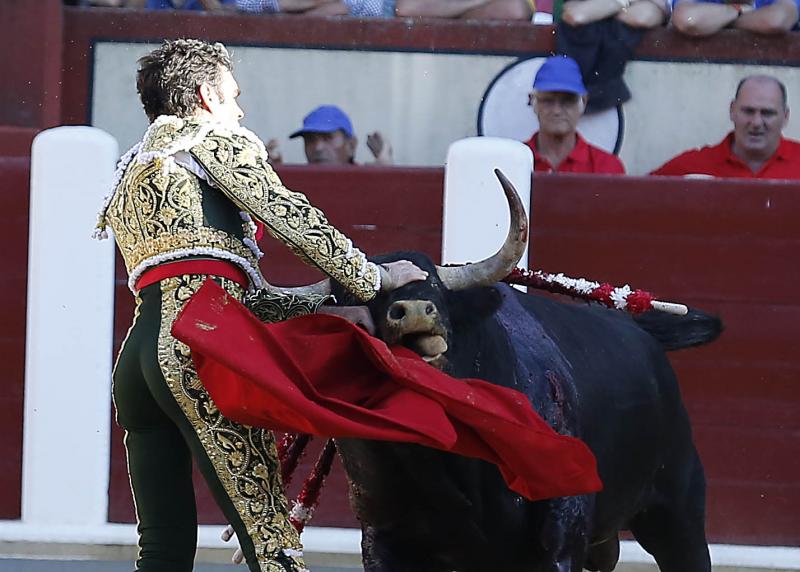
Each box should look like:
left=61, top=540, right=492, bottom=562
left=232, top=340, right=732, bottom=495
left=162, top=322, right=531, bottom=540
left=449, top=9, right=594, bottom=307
left=367, top=131, right=393, bottom=165
left=266, top=138, right=284, bottom=165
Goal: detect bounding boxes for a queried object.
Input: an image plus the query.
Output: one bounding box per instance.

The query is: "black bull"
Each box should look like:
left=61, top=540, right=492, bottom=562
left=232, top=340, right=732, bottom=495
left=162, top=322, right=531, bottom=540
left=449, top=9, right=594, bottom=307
left=331, top=255, right=721, bottom=572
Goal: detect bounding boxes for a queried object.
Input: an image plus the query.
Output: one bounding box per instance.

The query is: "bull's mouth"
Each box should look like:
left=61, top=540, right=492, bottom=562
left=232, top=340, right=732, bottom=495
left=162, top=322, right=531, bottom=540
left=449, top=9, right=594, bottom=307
left=402, top=333, right=448, bottom=368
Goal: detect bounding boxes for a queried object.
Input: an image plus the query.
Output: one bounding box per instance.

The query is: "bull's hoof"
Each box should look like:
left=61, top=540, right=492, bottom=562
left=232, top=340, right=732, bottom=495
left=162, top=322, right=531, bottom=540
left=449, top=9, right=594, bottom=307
left=585, top=536, right=620, bottom=572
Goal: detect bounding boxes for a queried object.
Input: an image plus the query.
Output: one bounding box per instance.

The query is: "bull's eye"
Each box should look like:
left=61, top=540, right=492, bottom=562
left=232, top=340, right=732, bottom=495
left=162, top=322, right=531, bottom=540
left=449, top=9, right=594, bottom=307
left=389, top=305, right=406, bottom=320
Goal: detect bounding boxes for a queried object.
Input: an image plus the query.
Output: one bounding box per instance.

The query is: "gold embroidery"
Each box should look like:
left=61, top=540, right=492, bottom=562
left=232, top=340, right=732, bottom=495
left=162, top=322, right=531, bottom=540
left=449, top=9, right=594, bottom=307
left=105, top=121, right=262, bottom=290
left=190, top=131, right=380, bottom=302
left=157, top=275, right=305, bottom=572
left=244, top=289, right=332, bottom=323
left=138, top=116, right=206, bottom=157
left=106, top=117, right=379, bottom=300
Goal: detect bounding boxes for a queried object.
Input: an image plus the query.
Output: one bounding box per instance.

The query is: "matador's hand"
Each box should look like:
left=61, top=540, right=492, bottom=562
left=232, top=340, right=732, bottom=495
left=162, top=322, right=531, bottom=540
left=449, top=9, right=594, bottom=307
left=221, top=524, right=244, bottom=564
left=379, top=260, right=428, bottom=292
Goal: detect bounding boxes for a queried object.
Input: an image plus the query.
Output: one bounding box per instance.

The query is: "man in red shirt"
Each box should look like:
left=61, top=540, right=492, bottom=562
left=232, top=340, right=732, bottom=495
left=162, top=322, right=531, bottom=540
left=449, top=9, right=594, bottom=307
left=525, top=56, right=626, bottom=174
left=651, top=75, right=800, bottom=180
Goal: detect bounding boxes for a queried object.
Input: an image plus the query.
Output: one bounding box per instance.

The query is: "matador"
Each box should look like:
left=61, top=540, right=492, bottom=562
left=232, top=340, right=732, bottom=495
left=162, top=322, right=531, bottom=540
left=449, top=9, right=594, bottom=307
left=94, top=39, right=425, bottom=572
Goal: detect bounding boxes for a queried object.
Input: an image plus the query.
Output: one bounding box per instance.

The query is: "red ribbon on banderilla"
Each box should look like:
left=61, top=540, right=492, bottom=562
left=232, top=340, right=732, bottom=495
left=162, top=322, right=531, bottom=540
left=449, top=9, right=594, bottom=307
left=503, top=268, right=688, bottom=316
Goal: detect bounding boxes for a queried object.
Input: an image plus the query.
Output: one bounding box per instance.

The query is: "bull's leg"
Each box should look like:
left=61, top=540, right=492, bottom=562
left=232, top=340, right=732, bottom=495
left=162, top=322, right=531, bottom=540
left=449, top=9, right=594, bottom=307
left=361, top=525, right=448, bottom=572
left=584, top=536, right=620, bottom=572
left=360, top=525, right=386, bottom=572
left=628, top=450, right=711, bottom=572
left=539, top=495, right=592, bottom=572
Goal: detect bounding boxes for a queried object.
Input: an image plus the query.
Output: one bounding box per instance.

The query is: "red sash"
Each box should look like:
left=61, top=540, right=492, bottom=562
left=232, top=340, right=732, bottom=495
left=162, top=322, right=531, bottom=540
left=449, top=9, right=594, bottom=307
left=136, top=260, right=249, bottom=291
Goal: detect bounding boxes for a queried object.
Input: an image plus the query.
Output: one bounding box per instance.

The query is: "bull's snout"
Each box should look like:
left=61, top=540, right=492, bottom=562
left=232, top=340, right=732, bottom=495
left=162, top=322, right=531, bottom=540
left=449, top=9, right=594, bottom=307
left=386, top=300, right=438, bottom=328
left=383, top=300, right=448, bottom=367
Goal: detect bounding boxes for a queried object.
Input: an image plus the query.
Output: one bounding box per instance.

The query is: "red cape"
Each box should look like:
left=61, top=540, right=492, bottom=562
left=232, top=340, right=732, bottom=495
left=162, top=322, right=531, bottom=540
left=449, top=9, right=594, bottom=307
left=171, top=280, right=602, bottom=501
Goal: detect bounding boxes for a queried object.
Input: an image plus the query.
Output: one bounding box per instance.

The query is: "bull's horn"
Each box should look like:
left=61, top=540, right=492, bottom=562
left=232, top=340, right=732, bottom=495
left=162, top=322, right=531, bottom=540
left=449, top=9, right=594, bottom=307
left=435, top=169, right=528, bottom=291
left=264, top=278, right=331, bottom=296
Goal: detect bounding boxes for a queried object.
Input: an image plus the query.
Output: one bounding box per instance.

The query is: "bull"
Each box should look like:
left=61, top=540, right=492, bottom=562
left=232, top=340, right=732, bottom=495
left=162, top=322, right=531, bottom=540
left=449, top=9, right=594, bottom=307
left=330, top=172, right=721, bottom=572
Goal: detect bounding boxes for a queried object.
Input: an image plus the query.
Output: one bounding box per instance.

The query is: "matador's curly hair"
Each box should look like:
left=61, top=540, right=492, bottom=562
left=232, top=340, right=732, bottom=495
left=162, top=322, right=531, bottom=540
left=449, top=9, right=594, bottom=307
left=136, top=39, right=233, bottom=122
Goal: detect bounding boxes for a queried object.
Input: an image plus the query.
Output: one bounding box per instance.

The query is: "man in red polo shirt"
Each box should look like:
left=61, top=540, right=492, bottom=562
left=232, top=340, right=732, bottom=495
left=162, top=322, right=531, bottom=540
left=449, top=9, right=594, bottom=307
left=651, top=75, right=800, bottom=180
left=525, top=56, right=625, bottom=175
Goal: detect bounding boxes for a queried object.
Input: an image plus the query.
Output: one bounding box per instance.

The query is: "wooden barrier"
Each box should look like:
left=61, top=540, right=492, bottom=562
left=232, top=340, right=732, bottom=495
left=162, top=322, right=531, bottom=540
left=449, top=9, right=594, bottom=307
left=98, top=166, right=800, bottom=545
left=0, top=157, right=30, bottom=520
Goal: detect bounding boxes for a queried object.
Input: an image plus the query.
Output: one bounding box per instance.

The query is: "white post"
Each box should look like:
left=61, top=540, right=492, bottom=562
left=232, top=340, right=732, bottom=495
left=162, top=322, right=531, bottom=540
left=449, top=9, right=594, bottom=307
left=442, top=137, right=533, bottom=268
left=22, top=126, right=118, bottom=530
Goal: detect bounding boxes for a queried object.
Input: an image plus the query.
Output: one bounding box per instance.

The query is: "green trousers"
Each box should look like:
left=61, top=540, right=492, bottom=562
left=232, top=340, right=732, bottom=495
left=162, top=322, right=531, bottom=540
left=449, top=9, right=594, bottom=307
left=112, top=274, right=306, bottom=572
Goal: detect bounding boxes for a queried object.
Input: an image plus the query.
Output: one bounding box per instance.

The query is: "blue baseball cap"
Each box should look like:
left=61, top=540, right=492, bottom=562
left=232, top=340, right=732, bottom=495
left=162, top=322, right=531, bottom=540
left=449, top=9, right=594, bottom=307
left=532, top=56, right=587, bottom=96
left=289, top=105, right=354, bottom=138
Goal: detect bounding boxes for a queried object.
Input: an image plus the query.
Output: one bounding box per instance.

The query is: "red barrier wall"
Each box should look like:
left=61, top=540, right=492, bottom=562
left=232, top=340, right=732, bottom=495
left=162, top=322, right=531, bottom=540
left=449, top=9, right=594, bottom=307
left=0, top=158, right=30, bottom=520
left=101, top=168, right=800, bottom=545
left=531, top=174, right=799, bottom=546
left=0, top=0, right=62, bottom=129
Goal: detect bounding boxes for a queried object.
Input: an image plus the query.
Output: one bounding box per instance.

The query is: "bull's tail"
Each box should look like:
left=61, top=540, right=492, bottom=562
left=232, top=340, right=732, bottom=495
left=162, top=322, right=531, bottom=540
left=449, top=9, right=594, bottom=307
left=633, top=308, right=723, bottom=351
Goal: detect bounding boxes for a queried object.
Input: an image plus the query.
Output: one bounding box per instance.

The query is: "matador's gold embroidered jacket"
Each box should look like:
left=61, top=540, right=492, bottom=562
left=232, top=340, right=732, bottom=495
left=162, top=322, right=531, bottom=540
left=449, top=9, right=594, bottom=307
left=100, top=115, right=381, bottom=301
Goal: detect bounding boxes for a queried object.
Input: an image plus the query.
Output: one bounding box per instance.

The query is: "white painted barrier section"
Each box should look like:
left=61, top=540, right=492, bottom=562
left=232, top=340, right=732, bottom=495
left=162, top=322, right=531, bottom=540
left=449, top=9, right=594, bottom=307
left=22, top=127, right=118, bottom=529
left=442, top=137, right=533, bottom=268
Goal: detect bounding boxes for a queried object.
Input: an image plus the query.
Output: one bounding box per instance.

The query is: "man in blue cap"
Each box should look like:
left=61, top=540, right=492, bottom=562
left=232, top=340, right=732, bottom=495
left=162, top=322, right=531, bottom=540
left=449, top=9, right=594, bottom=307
left=525, top=56, right=625, bottom=174
left=268, top=105, right=392, bottom=166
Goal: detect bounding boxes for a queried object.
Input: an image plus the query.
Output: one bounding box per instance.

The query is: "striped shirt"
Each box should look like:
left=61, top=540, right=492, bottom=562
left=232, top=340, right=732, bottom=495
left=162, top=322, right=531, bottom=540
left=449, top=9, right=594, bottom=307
left=237, top=0, right=394, bottom=16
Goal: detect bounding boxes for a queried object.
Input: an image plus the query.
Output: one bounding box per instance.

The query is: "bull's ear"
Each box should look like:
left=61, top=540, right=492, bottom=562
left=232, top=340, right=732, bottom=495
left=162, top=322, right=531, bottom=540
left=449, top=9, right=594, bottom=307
left=446, top=286, right=503, bottom=324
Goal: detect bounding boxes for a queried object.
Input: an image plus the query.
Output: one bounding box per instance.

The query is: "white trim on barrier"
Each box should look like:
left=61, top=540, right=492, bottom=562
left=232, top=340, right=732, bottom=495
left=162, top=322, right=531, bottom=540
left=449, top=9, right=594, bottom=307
left=0, top=523, right=797, bottom=569
left=0, top=524, right=363, bottom=554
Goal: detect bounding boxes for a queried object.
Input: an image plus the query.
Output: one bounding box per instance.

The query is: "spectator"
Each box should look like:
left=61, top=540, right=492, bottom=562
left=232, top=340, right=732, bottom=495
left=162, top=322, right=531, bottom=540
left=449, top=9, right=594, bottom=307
left=238, top=0, right=533, bottom=19
left=268, top=105, right=393, bottom=165
left=651, top=75, right=800, bottom=179
left=127, top=0, right=236, bottom=9
left=237, top=0, right=395, bottom=16
left=671, top=0, right=799, bottom=36
left=555, top=0, right=668, bottom=114
left=525, top=56, right=625, bottom=174
left=395, top=0, right=534, bottom=20
left=561, top=0, right=669, bottom=28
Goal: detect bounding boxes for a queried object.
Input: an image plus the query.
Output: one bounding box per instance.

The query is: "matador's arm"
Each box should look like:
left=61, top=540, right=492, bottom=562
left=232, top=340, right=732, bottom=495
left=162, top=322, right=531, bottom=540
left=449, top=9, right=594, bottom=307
left=190, top=129, right=380, bottom=302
